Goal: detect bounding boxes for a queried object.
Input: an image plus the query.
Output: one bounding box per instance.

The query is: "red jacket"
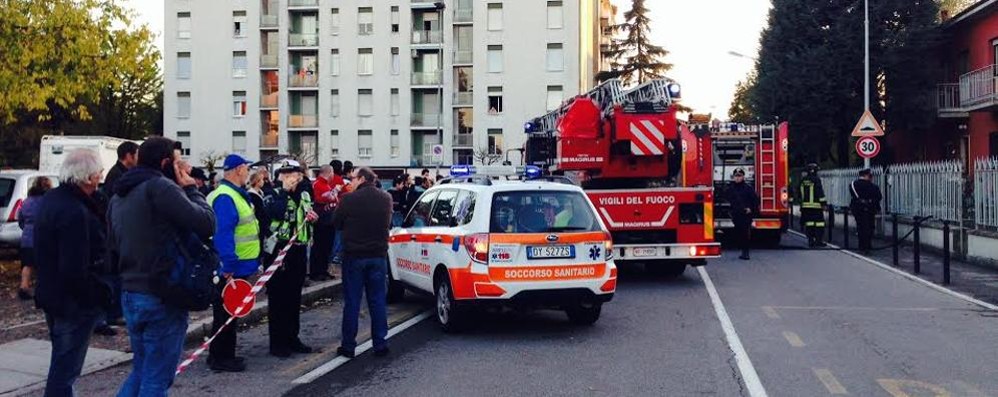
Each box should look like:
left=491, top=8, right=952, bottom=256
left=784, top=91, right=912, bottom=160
left=313, top=175, right=345, bottom=206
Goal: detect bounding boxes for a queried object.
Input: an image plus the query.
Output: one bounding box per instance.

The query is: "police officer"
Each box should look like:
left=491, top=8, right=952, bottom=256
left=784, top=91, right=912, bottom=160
left=727, top=168, right=759, bottom=260
left=264, top=159, right=317, bottom=357
left=850, top=168, right=882, bottom=252
left=206, top=154, right=260, bottom=372
left=799, top=163, right=828, bottom=247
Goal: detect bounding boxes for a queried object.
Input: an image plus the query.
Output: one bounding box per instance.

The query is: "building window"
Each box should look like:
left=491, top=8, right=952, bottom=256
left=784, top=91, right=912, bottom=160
left=546, top=43, right=564, bottom=71
left=391, top=47, right=400, bottom=75
left=487, top=3, right=503, bottom=31
left=358, top=130, right=373, bottom=158
left=232, top=51, right=247, bottom=77
left=233, top=91, right=247, bottom=117
left=358, top=89, right=373, bottom=116
left=358, top=48, right=373, bottom=75
left=990, top=132, right=998, bottom=158
left=391, top=6, right=400, bottom=33
left=233, top=11, right=247, bottom=37
left=331, top=8, right=340, bottom=35
left=177, top=12, right=191, bottom=39
left=331, top=89, right=340, bottom=117
left=391, top=88, right=400, bottom=116
left=546, top=85, right=563, bottom=111
left=390, top=130, right=400, bottom=157
left=358, top=7, right=374, bottom=35
left=488, top=86, right=503, bottom=115
left=330, top=130, right=340, bottom=158
left=177, top=131, right=192, bottom=156
left=547, top=1, right=563, bottom=29
left=177, top=92, right=191, bottom=118
left=488, top=129, right=503, bottom=155
left=177, top=52, right=191, bottom=79
left=330, top=49, right=340, bottom=76
left=487, top=45, right=503, bottom=73
left=232, top=131, right=246, bottom=154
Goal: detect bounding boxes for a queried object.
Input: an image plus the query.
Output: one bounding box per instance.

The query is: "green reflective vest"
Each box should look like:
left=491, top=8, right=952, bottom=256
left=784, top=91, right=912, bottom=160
left=272, top=190, right=313, bottom=244
left=799, top=179, right=826, bottom=209
left=207, top=184, right=261, bottom=260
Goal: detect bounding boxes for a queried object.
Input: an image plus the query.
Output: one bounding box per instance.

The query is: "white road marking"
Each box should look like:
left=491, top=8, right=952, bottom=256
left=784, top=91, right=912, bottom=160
left=697, top=267, right=769, bottom=397
left=1, top=319, right=45, bottom=332
left=761, top=306, right=781, bottom=319
left=813, top=368, right=849, bottom=394
left=782, top=331, right=805, bottom=347
left=770, top=306, right=938, bottom=312
left=787, top=230, right=998, bottom=312
left=292, top=311, right=433, bottom=384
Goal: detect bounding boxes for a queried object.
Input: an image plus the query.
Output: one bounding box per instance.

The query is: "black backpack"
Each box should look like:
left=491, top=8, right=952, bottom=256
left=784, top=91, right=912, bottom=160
left=168, top=233, right=221, bottom=311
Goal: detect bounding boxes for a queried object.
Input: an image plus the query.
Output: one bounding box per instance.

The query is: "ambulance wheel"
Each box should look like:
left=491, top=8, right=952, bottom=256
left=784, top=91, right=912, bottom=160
left=646, top=262, right=686, bottom=278
left=434, top=274, right=467, bottom=333
left=386, top=269, right=405, bottom=304
left=566, top=302, right=602, bottom=326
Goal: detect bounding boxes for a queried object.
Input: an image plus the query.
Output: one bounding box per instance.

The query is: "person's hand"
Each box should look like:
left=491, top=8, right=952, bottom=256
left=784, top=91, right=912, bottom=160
left=305, top=210, right=318, bottom=223
left=280, top=173, right=299, bottom=191
left=175, top=161, right=196, bottom=187
left=222, top=272, right=233, bottom=280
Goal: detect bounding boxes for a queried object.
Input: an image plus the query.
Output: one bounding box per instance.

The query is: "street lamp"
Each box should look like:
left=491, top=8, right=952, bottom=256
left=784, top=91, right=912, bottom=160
left=435, top=2, right=446, bottom=168
left=728, top=51, right=757, bottom=61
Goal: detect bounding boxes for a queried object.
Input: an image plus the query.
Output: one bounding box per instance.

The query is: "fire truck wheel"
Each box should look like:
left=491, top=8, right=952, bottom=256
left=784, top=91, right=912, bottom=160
left=386, top=266, right=406, bottom=304
left=566, top=303, right=602, bottom=326
left=434, top=273, right=468, bottom=333
left=645, top=262, right=687, bottom=278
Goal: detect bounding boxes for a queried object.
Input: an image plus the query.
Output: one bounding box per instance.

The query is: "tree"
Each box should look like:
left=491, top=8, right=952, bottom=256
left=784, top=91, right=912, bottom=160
left=473, top=147, right=503, bottom=165
left=729, top=74, right=757, bottom=124
left=200, top=151, right=226, bottom=173
left=598, top=0, right=672, bottom=86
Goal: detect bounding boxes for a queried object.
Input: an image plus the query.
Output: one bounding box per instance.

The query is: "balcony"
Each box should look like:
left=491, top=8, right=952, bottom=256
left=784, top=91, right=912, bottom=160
left=411, top=113, right=442, bottom=127
left=411, top=30, right=442, bottom=45
left=288, top=114, right=318, bottom=128
left=261, top=53, right=278, bottom=68
left=937, top=83, right=966, bottom=118
left=411, top=71, right=442, bottom=86
left=261, top=14, right=278, bottom=29
left=289, top=72, right=318, bottom=88
left=261, top=131, right=279, bottom=148
left=453, top=92, right=473, bottom=106
left=289, top=33, right=318, bottom=47
left=288, top=0, right=318, bottom=7
left=453, top=50, right=472, bottom=65
left=261, top=92, right=278, bottom=108
left=959, top=65, right=998, bottom=111
left=454, top=8, right=473, bottom=23
left=453, top=134, right=473, bottom=148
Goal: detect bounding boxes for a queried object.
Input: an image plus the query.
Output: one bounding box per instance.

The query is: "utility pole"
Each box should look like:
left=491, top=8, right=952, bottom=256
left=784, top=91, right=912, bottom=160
left=863, top=0, right=871, bottom=169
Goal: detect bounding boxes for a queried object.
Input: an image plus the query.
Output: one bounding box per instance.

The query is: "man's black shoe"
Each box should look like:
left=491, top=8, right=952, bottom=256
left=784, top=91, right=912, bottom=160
left=309, top=274, right=331, bottom=282
left=16, top=289, right=32, bottom=301
left=336, top=346, right=355, bottom=359
left=270, top=348, right=291, bottom=358
left=290, top=341, right=313, bottom=354
left=94, top=325, right=117, bottom=336
left=208, top=357, right=246, bottom=372
left=739, top=254, right=751, bottom=260
left=373, top=347, right=390, bottom=358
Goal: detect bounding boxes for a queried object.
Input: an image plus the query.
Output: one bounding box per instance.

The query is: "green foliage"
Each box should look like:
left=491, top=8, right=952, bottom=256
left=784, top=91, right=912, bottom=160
left=599, top=0, right=672, bottom=86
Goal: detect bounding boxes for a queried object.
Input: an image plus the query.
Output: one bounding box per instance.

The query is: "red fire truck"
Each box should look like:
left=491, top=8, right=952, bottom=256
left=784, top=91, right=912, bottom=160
left=524, top=79, right=719, bottom=277
left=700, top=120, right=790, bottom=246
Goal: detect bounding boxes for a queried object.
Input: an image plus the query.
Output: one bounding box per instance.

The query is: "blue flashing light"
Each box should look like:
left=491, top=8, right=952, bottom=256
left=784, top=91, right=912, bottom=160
left=450, top=165, right=475, bottom=177
left=524, top=120, right=541, bottom=134
left=668, top=83, right=682, bottom=98
left=523, top=165, right=542, bottom=180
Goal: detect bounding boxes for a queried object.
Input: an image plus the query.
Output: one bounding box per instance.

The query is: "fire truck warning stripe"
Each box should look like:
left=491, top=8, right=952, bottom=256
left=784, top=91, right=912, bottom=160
left=630, top=123, right=664, bottom=155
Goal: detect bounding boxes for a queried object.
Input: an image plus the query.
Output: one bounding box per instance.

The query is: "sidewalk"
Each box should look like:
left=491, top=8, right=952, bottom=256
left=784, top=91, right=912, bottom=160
left=788, top=213, right=998, bottom=307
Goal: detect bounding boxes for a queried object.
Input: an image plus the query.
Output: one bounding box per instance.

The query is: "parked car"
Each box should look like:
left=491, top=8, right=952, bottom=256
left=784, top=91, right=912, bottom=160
left=0, top=170, right=59, bottom=246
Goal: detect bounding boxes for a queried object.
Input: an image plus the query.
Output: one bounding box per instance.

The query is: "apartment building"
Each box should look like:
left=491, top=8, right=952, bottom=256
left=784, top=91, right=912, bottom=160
left=164, top=0, right=606, bottom=168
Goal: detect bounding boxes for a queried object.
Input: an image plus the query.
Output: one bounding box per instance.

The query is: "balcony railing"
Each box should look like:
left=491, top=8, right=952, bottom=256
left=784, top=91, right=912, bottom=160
left=261, top=53, right=278, bottom=68
left=412, top=30, right=442, bottom=45
left=411, top=71, right=442, bottom=85
left=411, top=113, right=442, bottom=127
left=453, top=134, right=473, bottom=147
left=454, top=8, right=473, bottom=23
left=288, top=0, right=318, bottom=7
left=289, top=73, right=318, bottom=88
left=289, top=33, right=319, bottom=47
left=959, top=64, right=998, bottom=110
left=288, top=114, right=318, bottom=128
left=937, top=83, right=961, bottom=113
left=261, top=92, right=279, bottom=108
left=261, top=14, right=278, bottom=28
left=260, top=132, right=279, bottom=148
left=454, top=50, right=472, bottom=64
left=453, top=91, right=473, bottom=106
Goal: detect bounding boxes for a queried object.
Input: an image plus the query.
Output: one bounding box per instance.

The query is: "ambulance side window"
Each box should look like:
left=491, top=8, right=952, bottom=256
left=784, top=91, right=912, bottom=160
left=403, top=191, right=439, bottom=228
left=453, top=191, right=477, bottom=226
left=429, top=189, right=459, bottom=227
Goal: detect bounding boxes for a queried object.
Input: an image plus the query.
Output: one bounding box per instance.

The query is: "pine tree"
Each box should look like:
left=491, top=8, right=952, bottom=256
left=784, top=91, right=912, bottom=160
left=598, top=0, right=672, bottom=86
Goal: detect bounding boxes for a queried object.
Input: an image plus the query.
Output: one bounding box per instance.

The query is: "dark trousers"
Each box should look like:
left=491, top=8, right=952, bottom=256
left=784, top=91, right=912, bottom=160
left=855, top=210, right=876, bottom=250
left=208, top=277, right=244, bottom=360
left=310, top=224, right=335, bottom=278
left=340, top=257, right=389, bottom=352
left=733, top=216, right=752, bottom=256
left=44, top=309, right=99, bottom=397
left=267, top=243, right=307, bottom=351
left=801, top=208, right=826, bottom=245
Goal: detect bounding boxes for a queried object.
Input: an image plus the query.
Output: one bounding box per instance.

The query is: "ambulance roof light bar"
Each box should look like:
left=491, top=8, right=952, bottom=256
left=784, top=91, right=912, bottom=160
left=449, top=165, right=544, bottom=180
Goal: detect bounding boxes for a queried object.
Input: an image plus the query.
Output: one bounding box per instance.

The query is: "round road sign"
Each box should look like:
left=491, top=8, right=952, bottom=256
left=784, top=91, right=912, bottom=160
left=855, top=136, right=880, bottom=159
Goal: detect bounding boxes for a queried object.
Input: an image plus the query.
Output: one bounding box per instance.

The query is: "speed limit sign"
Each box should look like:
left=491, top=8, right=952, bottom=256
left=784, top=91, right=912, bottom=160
left=855, top=136, right=880, bottom=159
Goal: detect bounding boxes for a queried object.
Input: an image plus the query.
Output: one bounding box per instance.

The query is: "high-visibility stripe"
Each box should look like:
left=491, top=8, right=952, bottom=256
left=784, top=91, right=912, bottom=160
left=489, top=232, right=607, bottom=245
left=641, top=120, right=665, bottom=142
left=488, top=264, right=607, bottom=282
left=630, top=122, right=663, bottom=156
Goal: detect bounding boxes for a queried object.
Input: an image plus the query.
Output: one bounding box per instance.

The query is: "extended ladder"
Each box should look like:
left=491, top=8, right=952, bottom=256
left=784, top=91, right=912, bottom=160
left=757, top=124, right=778, bottom=212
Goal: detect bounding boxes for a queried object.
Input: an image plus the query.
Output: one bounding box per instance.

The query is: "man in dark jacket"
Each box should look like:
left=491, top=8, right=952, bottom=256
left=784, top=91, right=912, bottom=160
left=108, top=137, right=215, bottom=396
left=333, top=167, right=393, bottom=358
left=727, top=168, right=760, bottom=260
left=34, top=149, right=110, bottom=397
left=100, top=141, right=138, bottom=198
left=850, top=169, right=883, bottom=252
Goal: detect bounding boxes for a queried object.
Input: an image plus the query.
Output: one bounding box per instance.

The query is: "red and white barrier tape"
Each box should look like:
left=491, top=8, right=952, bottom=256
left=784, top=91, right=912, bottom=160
left=175, top=232, right=299, bottom=376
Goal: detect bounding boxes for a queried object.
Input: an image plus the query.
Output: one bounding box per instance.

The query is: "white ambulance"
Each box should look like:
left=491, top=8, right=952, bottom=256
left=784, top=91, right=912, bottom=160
left=388, top=165, right=617, bottom=332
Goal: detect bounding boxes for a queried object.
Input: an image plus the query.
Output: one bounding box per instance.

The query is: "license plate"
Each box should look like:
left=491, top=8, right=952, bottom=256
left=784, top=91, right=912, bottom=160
left=632, top=247, right=658, bottom=257
left=527, top=245, right=575, bottom=260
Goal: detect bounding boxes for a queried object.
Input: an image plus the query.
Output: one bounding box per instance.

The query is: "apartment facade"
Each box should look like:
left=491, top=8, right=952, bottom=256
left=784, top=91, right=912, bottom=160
left=164, top=0, right=604, bottom=168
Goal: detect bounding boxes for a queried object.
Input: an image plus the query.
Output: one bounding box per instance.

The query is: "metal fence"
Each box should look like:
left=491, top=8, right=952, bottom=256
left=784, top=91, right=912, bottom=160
left=975, top=158, right=998, bottom=228
left=819, top=160, right=964, bottom=223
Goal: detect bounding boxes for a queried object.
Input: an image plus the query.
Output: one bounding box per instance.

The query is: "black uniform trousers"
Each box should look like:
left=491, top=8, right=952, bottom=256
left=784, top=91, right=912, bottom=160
left=854, top=208, right=876, bottom=251
left=309, top=224, right=335, bottom=278
left=732, top=214, right=752, bottom=255
left=801, top=208, right=826, bottom=244
left=267, top=242, right=308, bottom=351
left=209, top=276, right=247, bottom=360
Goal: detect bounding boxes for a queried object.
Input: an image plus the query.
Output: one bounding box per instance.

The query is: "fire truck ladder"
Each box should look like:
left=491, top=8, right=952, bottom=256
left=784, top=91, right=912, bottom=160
left=758, top=124, right=778, bottom=212
left=531, top=78, right=625, bottom=134
left=620, top=79, right=678, bottom=111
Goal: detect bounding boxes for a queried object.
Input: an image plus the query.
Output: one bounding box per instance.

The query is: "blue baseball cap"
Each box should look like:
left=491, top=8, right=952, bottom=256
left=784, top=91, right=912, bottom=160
left=223, top=154, right=254, bottom=171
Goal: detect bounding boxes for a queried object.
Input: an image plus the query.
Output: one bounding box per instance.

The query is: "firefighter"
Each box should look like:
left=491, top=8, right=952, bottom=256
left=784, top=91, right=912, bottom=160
left=799, top=163, right=827, bottom=247
left=727, top=168, right=759, bottom=260
left=850, top=169, right=882, bottom=252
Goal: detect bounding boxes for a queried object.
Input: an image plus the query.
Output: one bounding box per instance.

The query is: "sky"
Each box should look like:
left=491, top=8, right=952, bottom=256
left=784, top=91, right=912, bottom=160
left=124, top=0, right=771, bottom=119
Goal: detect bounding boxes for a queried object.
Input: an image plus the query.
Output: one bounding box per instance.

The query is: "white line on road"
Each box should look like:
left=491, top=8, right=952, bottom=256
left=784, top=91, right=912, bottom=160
left=761, top=306, right=781, bottom=319
left=1, top=319, right=45, bottom=332
left=292, top=311, right=433, bottom=385
left=813, top=368, right=849, bottom=395
left=697, top=267, right=769, bottom=397
left=782, top=331, right=806, bottom=347
left=787, top=230, right=998, bottom=312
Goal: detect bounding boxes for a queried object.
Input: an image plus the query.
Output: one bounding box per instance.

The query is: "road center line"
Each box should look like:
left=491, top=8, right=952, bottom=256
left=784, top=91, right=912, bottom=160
left=813, top=368, right=849, bottom=395
left=782, top=331, right=805, bottom=347
left=761, top=306, right=781, bottom=319
left=697, top=267, right=769, bottom=397
left=292, top=311, right=433, bottom=385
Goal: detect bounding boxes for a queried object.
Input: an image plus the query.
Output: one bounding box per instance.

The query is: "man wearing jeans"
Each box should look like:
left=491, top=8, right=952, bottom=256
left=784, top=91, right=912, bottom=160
left=108, top=138, right=215, bottom=396
left=332, top=167, right=393, bottom=358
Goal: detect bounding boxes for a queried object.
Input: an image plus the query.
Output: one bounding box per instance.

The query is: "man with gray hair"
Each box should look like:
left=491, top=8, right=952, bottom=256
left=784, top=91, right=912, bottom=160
left=34, top=149, right=111, bottom=396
